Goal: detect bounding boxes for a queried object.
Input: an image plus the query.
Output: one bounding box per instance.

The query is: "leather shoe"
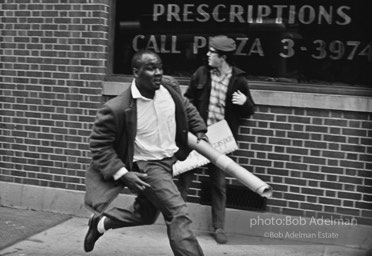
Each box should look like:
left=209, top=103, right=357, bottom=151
left=84, top=214, right=103, bottom=252
left=214, top=228, right=228, bottom=244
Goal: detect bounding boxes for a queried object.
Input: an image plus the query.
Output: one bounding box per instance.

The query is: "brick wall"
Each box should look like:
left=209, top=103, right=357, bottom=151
left=253, top=107, right=371, bottom=226
left=1, top=1, right=371, bottom=227
left=0, top=0, right=110, bottom=190
left=187, top=106, right=372, bottom=225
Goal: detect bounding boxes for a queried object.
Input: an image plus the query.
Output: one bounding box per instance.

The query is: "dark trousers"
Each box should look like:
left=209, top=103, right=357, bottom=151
left=103, top=157, right=204, bottom=256
left=178, top=163, right=226, bottom=230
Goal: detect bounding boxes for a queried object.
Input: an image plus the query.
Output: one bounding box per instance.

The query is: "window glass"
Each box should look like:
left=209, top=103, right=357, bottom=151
left=113, top=0, right=371, bottom=86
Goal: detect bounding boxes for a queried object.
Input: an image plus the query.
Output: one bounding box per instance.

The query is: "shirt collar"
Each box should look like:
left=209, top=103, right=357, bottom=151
left=131, top=79, right=151, bottom=101
left=131, top=79, right=166, bottom=100
left=210, top=67, right=232, bottom=77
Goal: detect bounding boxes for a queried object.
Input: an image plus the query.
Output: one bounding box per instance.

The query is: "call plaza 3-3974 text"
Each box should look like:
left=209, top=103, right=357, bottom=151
left=132, top=34, right=371, bottom=62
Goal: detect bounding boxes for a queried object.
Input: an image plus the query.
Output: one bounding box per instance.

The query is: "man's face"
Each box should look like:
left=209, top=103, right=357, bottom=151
left=134, top=53, right=163, bottom=93
left=207, top=47, right=223, bottom=68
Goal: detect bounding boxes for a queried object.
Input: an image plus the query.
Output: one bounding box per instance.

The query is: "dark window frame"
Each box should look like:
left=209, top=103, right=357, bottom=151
left=105, top=0, right=372, bottom=97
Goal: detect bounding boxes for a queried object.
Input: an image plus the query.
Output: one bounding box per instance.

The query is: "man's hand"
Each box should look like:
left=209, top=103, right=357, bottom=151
left=232, top=90, right=247, bottom=105
left=120, top=172, right=151, bottom=193
left=196, top=132, right=209, bottom=143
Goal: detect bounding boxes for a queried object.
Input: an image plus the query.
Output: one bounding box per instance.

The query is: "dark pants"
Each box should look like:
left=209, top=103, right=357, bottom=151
left=178, top=163, right=226, bottom=230
left=104, top=157, right=204, bottom=256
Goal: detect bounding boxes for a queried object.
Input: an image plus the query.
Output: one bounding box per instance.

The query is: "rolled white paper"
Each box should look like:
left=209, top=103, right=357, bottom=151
left=188, top=132, right=273, bottom=198
left=173, top=120, right=238, bottom=175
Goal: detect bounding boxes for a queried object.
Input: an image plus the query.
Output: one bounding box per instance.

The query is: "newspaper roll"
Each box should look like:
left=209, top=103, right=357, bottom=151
left=188, top=132, right=273, bottom=198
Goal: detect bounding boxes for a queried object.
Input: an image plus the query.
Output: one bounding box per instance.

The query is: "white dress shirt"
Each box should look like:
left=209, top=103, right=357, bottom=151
left=114, top=80, right=178, bottom=180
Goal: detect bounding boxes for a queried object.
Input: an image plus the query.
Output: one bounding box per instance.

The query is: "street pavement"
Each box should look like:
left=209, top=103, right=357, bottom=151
left=0, top=207, right=369, bottom=256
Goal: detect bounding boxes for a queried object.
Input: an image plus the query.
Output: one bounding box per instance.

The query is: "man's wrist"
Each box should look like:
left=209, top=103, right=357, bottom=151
left=113, top=167, right=128, bottom=180
left=197, top=133, right=209, bottom=142
left=200, top=134, right=208, bottom=141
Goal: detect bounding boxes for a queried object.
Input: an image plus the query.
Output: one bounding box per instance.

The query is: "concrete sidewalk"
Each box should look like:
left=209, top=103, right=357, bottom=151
left=0, top=212, right=369, bottom=256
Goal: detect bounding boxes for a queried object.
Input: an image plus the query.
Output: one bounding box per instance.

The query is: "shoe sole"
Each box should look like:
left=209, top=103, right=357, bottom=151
left=84, top=215, right=95, bottom=252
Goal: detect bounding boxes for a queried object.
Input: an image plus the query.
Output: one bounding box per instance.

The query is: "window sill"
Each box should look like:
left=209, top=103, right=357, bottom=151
left=103, top=77, right=372, bottom=113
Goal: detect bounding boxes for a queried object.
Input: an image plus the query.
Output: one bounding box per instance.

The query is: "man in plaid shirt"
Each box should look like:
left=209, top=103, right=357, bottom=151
left=178, top=35, right=256, bottom=244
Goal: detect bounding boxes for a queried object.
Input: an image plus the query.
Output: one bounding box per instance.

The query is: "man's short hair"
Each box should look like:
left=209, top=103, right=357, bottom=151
left=131, top=50, right=160, bottom=69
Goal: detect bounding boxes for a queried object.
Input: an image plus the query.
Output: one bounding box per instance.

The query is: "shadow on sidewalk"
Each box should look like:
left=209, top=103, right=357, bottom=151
left=0, top=206, right=71, bottom=250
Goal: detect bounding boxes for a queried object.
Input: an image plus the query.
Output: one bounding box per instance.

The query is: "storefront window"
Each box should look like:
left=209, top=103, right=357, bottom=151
left=113, top=0, right=371, bottom=87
